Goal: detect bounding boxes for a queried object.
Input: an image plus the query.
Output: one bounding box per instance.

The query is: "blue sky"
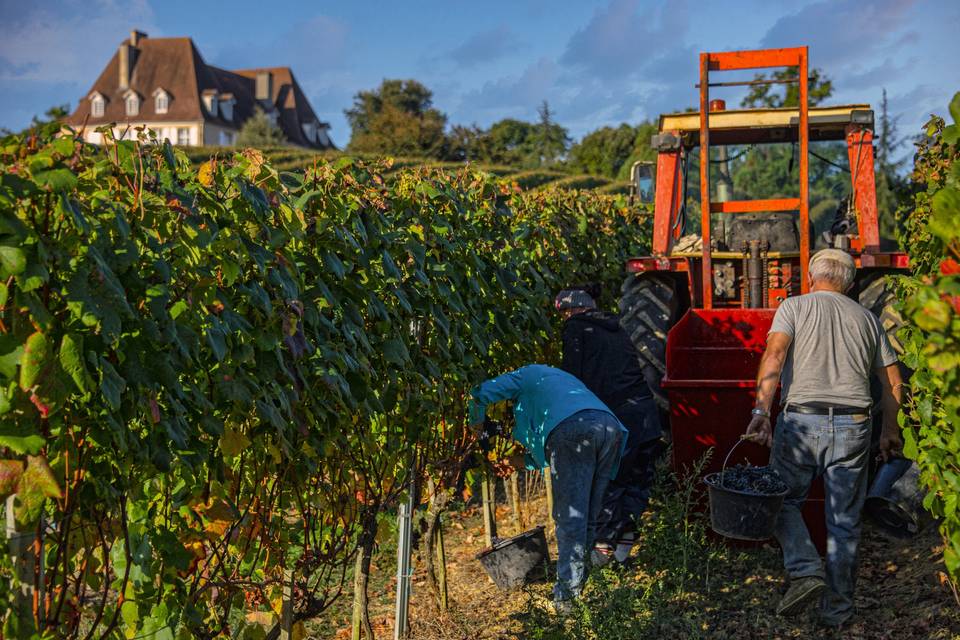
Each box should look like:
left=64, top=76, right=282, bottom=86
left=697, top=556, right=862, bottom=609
left=1, top=0, right=958, bottom=150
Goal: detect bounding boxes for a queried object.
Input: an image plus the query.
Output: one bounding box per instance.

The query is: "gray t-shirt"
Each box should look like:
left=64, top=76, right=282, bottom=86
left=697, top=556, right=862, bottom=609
left=769, top=291, right=898, bottom=408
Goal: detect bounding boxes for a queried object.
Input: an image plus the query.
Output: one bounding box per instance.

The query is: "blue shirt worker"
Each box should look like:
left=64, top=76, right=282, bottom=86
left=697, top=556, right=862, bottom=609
left=469, top=364, right=626, bottom=611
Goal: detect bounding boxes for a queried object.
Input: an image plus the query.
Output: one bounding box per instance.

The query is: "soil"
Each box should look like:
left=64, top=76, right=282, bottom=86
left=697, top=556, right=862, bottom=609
left=310, top=485, right=960, bottom=640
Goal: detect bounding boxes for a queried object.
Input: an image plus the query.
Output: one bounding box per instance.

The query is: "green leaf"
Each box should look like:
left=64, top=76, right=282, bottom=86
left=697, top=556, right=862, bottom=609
left=950, top=91, right=960, bottom=125
left=0, top=422, right=44, bottom=455
left=0, top=282, right=7, bottom=308
left=33, top=167, right=78, bottom=192
left=0, top=335, right=23, bottom=381
left=19, top=331, right=49, bottom=392
left=930, top=186, right=960, bottom=242
left=60, top=333, right=93, bottom=394
left=0, top=245, right=25, bottom=278
left=914, top=299, right=951, bottom=331
left=944, top=125, right=960, bottom=146
left=382, top=338, right=409, bottom=366
left=52, top=137, right=75, bottom=157
left=100, top=358, right=126, bottom=411
left=15, top=455, right=61, bottom=525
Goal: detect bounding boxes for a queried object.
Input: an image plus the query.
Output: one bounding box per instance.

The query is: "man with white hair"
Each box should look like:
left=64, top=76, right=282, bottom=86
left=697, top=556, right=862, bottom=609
left=744, top=249, right=904, bottom=627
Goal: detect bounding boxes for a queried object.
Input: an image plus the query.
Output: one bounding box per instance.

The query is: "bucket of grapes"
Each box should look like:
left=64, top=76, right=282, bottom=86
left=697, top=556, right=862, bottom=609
left=703, top=439, right=789, bottom=541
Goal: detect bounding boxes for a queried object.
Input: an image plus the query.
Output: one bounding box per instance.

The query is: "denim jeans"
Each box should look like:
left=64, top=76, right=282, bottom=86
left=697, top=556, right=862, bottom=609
left=770, top=408, right=871, bottom=625
left=545, top=409, right=624, bottom=601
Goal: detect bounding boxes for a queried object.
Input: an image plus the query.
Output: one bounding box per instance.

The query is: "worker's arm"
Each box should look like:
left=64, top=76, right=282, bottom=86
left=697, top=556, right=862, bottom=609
left=877, top=363, right=904, bottom=461
left=467, top=368, right=525, bottom=428
left=744, top=331, right=792, bottom=447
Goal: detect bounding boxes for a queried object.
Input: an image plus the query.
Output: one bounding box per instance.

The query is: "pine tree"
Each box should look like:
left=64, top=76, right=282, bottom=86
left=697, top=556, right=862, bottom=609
left=535, top=100, right=570, bottom=167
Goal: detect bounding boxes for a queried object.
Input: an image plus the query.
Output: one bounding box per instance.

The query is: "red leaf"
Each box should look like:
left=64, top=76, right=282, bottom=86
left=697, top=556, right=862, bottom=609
left=30, top=393, right=51, bottom=418
left=940, top=258, right=960, bottom=275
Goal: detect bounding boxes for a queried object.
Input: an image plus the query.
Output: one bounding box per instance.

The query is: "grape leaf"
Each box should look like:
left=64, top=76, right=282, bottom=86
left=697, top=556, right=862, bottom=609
left=0, top=459, right=24, bottom=499
left=14, top=455, right=61, bottom=525
left=0, top=245, right=25, bottom=278
left=59, top=333, right=93, bottom=394
left=19, top=331, right=49, bottom=392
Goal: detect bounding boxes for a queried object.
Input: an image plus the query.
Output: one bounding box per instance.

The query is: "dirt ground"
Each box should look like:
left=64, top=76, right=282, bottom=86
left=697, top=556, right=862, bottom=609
left=315, top=490, right=960, bottom=640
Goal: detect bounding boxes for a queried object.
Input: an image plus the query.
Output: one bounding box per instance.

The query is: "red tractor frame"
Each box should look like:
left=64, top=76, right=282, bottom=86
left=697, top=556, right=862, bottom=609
left=619, top=47, right=909, bottom=548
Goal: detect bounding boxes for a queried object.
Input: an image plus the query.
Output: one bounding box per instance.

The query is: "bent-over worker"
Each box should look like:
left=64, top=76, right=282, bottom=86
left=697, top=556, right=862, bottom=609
left=555, top=289, right=662, bottom=565
left=469, top=364, right=626, bottom=611
left=744, top=249, right=903, bottom=628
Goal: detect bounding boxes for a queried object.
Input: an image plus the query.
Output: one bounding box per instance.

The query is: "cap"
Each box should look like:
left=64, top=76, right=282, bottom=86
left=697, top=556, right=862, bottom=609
left=554, top=289, right=597, bottom=311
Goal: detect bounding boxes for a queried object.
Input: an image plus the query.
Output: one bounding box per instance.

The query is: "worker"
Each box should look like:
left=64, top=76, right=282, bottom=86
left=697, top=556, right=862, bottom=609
left=555, top=289, right=662, bottom=566
left=468, top=364, right=626, bottom=612
left=744, top=249, right=903, bottom=628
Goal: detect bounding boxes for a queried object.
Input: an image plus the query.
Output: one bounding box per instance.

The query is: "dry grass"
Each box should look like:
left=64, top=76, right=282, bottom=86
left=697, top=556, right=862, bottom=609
left=310, top=475, right=960, bottom=640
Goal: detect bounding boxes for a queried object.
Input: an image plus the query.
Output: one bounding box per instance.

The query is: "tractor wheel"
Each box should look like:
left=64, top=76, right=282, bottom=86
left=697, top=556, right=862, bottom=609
left=858, top=275, right=906, bottom=355
left=619, top=273, right=677, bottom=411
left=858, top=274, right=909, bottom=474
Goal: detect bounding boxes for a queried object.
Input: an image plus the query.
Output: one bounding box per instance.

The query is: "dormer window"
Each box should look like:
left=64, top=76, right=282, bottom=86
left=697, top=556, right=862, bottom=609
left=219, top=93, right=235, bottom=121
left=302, top=120, right=317, bottom=143
left=124, top=91, right=140, bottom=117
left=202, top=90, right=218, bottom=118
left=90, top=92, right=106, bottom=118
left=153, top=88, right=170, bottom=114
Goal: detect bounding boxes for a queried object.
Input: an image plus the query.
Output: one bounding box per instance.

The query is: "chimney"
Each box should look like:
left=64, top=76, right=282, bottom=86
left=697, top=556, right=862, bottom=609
left=255, top=71, right=273, bottom=101
left=119, top=31, right=146, bottom=90
left=118, top=43, right=130, bottom=90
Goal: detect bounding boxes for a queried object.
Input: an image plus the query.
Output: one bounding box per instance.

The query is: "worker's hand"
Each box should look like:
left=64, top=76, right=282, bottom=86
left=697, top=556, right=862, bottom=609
left=744, top=415, right=773, bottom=448
left=879, top=425, right=904, bottom=462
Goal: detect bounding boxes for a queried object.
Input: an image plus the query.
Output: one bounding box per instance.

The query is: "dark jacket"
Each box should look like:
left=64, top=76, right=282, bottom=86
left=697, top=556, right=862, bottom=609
left=561, top=310, right=660, bottom=443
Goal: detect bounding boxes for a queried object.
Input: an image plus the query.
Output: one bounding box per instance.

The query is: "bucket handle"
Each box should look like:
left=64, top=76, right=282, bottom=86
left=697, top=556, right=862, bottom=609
left=720, top=436, right=750, bottom=489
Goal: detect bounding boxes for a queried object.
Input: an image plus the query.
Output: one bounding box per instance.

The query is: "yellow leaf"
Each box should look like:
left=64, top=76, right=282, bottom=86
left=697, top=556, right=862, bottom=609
left=198, top=161, right=214, bottom=187
left=292, top=621, right=306, bottom=640
left=219, top=425, right=251, bottom=458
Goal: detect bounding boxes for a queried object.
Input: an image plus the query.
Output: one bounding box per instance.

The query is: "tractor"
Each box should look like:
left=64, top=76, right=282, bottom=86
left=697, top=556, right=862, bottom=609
left=620, top=47, right=909, bottom=547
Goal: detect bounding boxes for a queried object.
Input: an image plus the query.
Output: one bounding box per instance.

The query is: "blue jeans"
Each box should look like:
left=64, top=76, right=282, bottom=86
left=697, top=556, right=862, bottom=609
left=770, top=409, right=871, bottom=625
left=545, top=409, right=623, bottom=601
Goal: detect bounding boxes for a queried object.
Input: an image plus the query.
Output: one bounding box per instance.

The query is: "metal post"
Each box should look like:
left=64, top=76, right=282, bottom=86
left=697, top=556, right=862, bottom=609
left=394, top=491, right=414, bottom=640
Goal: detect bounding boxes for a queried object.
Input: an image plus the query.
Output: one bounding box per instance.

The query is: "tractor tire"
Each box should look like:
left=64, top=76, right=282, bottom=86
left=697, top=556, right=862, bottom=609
left=858, top=275, right=906, bottom=355
left=619, top=273, right=677, bottom=412
left=858, top=274, right=909, bottom=474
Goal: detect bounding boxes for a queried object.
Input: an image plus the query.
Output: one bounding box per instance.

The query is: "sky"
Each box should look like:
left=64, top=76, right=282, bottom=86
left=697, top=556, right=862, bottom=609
left=1, top=0, right=958, bottom=151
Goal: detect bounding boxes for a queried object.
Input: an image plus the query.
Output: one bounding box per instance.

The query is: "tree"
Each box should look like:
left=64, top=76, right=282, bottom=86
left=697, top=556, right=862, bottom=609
left=345, top=79, right=447, bottom=157
left=534, top=101, right=570, bottom=166
left=567, top=124, right=636, bottom=177
left=566, top=121, right=659, bottom=179
left=875, top=88, right=910, bottom=248
left=237, top=108, right=287, bottom=147
left=741, top=67, right=833, bottom=109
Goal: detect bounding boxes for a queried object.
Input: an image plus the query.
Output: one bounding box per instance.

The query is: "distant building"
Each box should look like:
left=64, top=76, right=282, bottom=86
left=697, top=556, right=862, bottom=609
left=64, top=30, right=334, bottom=149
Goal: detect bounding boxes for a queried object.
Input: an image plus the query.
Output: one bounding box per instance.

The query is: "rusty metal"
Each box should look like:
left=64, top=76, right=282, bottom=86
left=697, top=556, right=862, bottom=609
left=699, top=52, right=713, bottom=309
left=652, top=146, right=683, bottom=255
left=745, top=240, right=765, bottom=309
left=846, top=124, right=881, bottom=251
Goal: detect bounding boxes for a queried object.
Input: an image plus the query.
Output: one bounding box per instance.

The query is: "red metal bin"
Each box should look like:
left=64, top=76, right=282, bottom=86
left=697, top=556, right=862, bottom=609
left=662, top=308, right=826, bottom=551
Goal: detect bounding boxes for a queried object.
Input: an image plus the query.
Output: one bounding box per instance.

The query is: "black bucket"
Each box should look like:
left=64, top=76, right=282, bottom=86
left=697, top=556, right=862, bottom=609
left=476, top=526, right=550, bottom=590
left=865, top=458, right=932, bottom=538
left=704, top=471, right=788, bottom=541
